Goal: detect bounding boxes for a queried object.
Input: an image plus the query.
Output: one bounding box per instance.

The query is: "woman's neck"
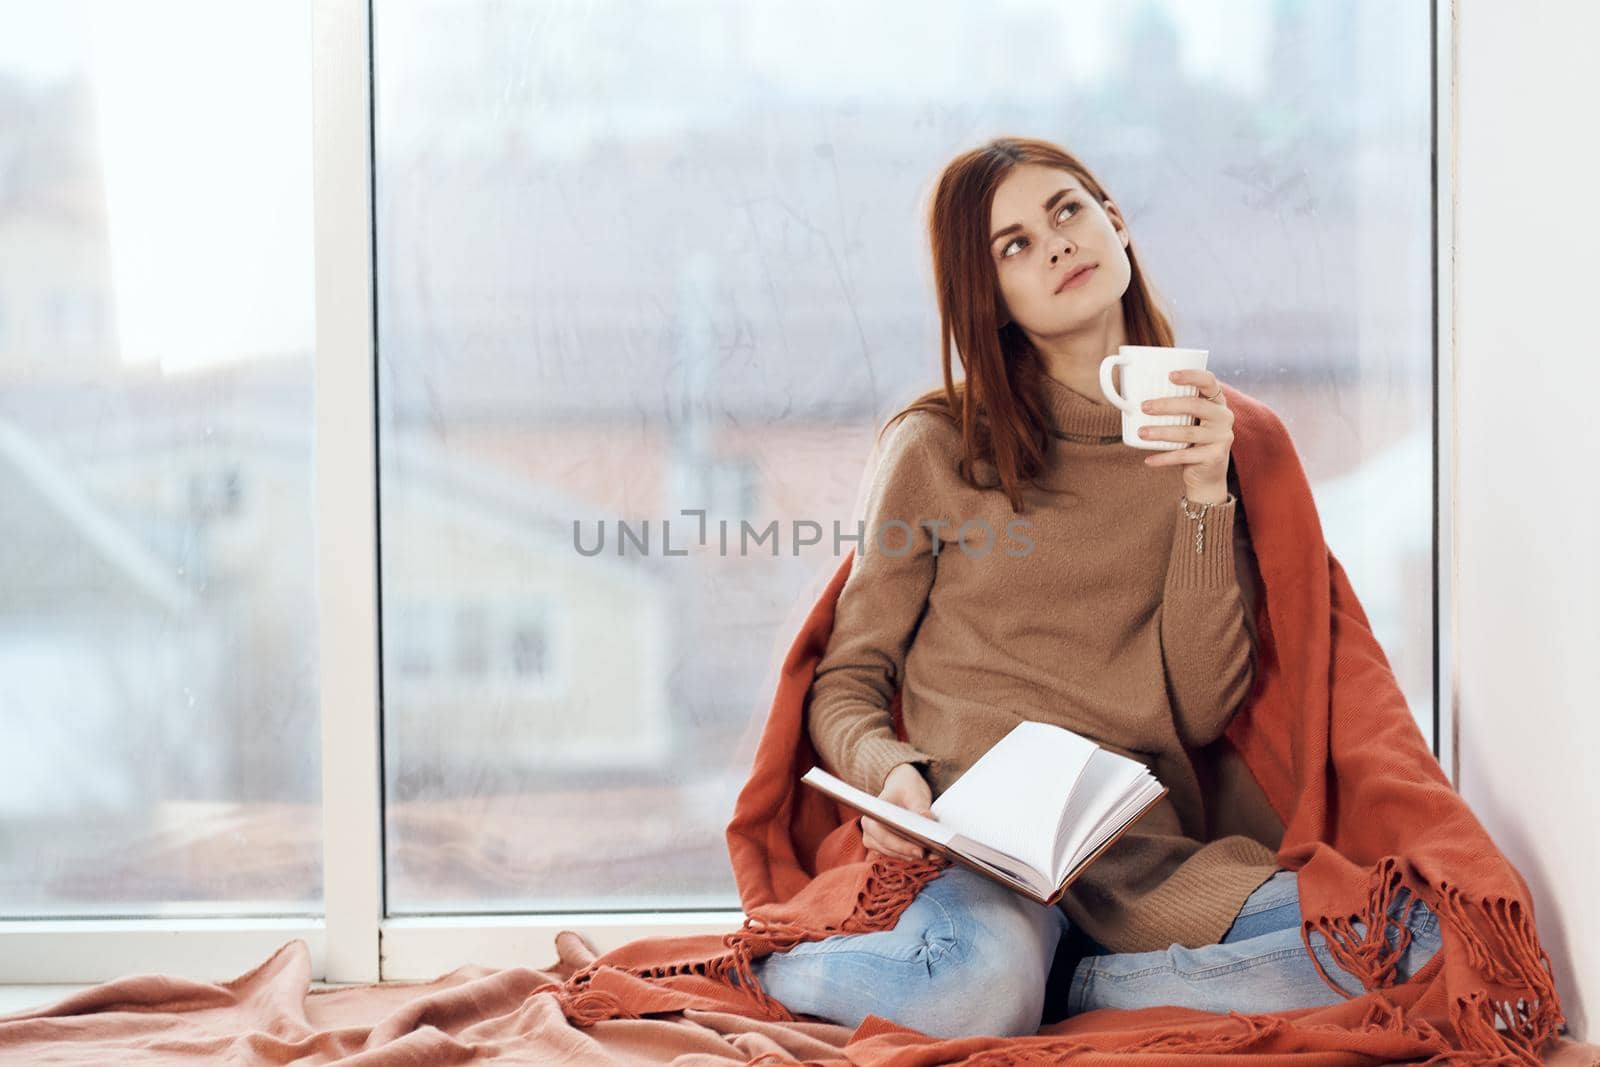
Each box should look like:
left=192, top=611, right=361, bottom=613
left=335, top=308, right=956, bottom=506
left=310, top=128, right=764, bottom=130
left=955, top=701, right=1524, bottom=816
left=1025, top=308, right=1129, bottom=402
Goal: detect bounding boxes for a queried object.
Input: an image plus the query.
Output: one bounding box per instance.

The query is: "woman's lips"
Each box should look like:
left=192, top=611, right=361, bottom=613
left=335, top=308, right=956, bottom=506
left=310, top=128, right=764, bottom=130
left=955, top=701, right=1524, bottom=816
left=1057, top=264, right=1097, bottom=292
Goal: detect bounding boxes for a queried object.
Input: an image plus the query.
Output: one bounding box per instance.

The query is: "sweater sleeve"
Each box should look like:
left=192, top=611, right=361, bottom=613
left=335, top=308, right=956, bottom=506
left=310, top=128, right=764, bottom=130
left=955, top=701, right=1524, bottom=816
left=807, top=415, right=947, bottom=796
left=1157, top=489, right=1259, bottom=749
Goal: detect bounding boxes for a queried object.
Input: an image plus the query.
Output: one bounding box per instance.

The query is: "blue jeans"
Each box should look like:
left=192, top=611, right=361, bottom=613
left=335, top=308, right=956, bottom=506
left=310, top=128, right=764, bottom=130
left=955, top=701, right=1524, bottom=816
left=738, top=865, right=1442, bottom=1039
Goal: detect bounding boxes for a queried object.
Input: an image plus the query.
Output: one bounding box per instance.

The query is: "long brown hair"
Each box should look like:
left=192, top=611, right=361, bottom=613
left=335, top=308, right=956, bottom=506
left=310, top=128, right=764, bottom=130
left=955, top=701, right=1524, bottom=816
left=883, top=137, right=1177, bottom=513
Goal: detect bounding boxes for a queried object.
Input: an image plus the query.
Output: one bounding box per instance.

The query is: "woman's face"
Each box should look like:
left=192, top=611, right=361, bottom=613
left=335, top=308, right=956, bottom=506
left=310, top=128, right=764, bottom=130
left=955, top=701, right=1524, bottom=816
left=987, top=164, right=1130, bottom=334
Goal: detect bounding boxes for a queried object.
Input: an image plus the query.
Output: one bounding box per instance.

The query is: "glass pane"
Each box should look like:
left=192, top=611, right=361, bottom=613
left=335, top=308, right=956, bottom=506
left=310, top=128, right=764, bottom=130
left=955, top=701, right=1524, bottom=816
left=375, top=0, right=1434, bottom=913
left=0, top=2, right=320, bottom=917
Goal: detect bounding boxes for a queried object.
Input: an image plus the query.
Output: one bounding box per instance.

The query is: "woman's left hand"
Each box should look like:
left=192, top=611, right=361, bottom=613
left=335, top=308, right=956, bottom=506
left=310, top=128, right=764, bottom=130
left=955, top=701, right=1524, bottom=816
left=1137, top=369, right=1233, bottom=504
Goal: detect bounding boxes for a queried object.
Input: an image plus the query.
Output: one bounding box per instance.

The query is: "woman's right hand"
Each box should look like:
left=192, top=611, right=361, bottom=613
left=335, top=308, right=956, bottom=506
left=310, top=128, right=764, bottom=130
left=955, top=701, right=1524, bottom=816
left=861, top=762, right=936, bottom=861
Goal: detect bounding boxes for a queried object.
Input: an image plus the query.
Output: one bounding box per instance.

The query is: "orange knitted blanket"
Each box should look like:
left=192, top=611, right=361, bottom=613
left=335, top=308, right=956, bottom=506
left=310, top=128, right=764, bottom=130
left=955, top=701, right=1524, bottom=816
left=548, top=385, right=1564, bottom=1066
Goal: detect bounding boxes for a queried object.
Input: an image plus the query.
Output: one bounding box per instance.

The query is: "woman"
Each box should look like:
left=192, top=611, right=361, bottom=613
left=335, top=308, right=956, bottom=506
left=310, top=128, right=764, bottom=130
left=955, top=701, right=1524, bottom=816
left=738, top=138, right=1442, bottom=1038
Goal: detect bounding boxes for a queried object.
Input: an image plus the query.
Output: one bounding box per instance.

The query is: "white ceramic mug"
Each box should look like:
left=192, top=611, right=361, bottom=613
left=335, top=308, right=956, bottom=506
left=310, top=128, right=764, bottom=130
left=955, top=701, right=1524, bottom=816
left=1097, top=345, right=1210, bottom=451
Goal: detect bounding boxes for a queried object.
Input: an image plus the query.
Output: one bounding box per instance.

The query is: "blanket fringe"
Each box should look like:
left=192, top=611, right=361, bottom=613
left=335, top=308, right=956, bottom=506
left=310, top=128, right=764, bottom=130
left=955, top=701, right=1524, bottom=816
left=947, top=929, right=1457, bottom=1066
left=984, top=858, right=1565, bottom=1067
left=543, top=852, right=1561, bottom=1067
left=549, top=854, right=946, bottom=1026
left=1299, top=856, right=1417, bottom=997
left=1424, top=881, right=1565, bottom=1067
left=1290, top=856, right=1563, bottom=1067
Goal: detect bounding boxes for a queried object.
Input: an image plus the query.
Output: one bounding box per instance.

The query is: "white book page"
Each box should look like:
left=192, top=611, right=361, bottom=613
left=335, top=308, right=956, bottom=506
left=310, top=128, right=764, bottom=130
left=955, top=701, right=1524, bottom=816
left=1052, top=755, right=1159, bottom=881
left=1052, top=749, right=1152, bottom=874
left=928, top=721, right=1100, bottom=877
left=800, top=768, right=1050, bottom=893
left=800, top=767, right=960, bottom=849
left=1062, top=776, right=1165, bottom=878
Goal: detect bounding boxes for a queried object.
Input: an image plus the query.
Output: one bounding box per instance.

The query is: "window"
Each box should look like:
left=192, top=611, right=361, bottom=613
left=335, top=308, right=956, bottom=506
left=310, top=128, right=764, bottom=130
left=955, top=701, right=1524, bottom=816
left=392, top=598, right=564, bottom=687
left=452, top=603, right=489, bottom=676
left=0, top=0, right=1448, bottom=981
left=0, top=1, right=319, bottom=923
left=372, top=0, right=1440, bottom=920
left=510, top=605, right=550, bottom=678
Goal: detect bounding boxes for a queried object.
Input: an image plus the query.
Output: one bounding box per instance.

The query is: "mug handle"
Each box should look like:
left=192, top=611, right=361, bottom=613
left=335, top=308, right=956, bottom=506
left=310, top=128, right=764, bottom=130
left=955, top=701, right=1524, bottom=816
left=1098, top=354, right=1135, bottom=414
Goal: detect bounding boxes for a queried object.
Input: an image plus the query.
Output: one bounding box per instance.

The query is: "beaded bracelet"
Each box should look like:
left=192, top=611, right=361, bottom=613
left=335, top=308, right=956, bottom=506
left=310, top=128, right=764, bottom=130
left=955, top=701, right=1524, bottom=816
left=1179, top=494, right=1231, bottom=555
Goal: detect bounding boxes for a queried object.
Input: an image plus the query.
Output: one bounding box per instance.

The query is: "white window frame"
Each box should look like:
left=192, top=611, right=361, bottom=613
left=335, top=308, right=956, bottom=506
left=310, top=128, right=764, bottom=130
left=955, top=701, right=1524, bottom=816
left=0, top=0, right=1458, bottom=984
left=1433, top=0, right=1459, bottom=790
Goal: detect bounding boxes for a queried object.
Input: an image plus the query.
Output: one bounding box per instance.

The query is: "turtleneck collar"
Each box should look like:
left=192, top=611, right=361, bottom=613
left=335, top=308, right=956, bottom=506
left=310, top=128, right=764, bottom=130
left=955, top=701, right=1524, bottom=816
left=1037, top=371, right=1124, bottom=442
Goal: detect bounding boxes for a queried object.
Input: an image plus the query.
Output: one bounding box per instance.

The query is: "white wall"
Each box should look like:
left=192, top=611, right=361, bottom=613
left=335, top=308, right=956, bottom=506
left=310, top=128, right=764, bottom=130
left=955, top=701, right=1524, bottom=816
left=1455, top=0, right=1598, bottom=1039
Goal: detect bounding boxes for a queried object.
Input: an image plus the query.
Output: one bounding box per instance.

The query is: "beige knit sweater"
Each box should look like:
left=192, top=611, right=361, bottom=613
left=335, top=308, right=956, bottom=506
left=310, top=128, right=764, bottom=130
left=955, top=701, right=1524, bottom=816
left=807, top=372, right=1285, bottom=954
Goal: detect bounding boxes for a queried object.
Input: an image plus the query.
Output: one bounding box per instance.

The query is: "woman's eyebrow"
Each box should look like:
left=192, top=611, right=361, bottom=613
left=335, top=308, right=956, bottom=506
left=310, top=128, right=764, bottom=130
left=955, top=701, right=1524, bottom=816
left=990, top=187, right=1080, bottom=245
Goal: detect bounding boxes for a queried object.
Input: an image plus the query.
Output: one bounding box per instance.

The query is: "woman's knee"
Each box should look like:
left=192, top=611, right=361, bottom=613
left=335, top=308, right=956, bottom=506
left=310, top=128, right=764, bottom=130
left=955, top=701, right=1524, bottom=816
left=885, top=890, right=1063, bottom=1037
left=754, top=868, right=1064, bottom=1038
left=913, top=943, right=1053, bottom=1037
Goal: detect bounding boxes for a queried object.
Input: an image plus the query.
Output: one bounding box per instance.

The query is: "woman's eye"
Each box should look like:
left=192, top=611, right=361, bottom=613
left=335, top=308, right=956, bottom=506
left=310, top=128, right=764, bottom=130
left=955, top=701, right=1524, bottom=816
left=999, top=201, right=1080, bottom=259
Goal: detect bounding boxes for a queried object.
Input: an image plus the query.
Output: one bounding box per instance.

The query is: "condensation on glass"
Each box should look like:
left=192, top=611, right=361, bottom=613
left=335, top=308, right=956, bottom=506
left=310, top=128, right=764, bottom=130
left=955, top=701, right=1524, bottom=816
left=0, top=2, right=320, bottom=917
left=373, top=0, right=1435, bottom=913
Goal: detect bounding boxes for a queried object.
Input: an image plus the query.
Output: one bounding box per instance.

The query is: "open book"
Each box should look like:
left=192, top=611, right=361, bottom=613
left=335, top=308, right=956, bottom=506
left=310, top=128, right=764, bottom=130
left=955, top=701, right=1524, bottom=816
left=801, top=721, right=1169, bottom=906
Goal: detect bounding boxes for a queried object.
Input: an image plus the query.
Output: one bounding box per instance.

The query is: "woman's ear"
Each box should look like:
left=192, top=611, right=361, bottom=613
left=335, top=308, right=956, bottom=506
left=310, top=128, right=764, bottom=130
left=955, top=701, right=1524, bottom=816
left=1103, top=199, right=1132, bottom=249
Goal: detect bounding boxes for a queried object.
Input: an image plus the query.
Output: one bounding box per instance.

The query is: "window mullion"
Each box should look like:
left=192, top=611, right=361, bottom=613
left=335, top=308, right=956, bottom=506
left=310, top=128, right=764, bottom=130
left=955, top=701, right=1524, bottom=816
left=312, top=0, right=383, bottom=984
